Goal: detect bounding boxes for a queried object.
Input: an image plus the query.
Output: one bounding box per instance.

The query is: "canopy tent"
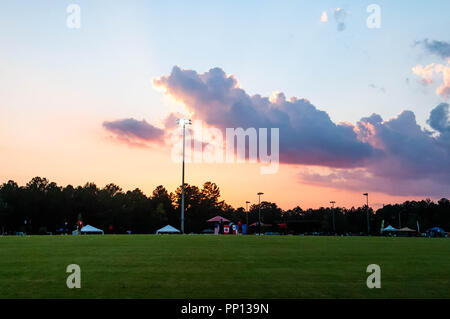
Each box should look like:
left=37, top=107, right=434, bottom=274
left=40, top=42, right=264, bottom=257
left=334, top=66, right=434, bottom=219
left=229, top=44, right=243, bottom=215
left=381, top=225, right=399, bottom=232
left=207, top=216, right=230, bottom=223
left=80, top=225, right=104, bottom=234
left=427, top=227, right=446, bottom=233
left=398, top=227, right=416, bottom=232
left=156, top=225, right=181, bottom=234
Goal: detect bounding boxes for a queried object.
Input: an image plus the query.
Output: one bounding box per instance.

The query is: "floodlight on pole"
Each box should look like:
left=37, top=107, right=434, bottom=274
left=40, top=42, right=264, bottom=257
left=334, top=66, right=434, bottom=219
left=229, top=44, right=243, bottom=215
left=257, top=192, right=264, bottom=235
left=245, top=201, right=250, bottom=234
left=177, top=118, right=192, bottom=234
left=330, top=201, right=336, bottom=234
left=363, top=193, right=370, bottom=235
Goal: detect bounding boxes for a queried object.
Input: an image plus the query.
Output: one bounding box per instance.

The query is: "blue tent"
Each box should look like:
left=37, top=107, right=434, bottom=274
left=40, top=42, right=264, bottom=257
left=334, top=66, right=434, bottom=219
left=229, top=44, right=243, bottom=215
left=80, top=225, right=104, bottom=234
left=156, top=225, right=181, bottom=234
left=382, top=225, right=399, bottom=232
left=427, top=227, right=445, bottom=233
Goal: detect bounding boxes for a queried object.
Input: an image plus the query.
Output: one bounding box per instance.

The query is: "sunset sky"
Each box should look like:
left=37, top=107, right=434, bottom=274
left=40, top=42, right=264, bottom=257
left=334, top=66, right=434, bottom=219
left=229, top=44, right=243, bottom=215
left=1, top=1, right=449, bottom=210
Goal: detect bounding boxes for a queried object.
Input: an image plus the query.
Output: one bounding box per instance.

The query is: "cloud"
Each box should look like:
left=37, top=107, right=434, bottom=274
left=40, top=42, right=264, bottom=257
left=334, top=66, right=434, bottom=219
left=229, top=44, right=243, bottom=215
left=153, top=66, right=373, bottom=168
left=103, top=118, right=165, bottom=147
left=412, top=61, right=450, bottom=99
left=151, top=66, right=450, bottom=197
left=417, top=39, right=450, bottom=59
left=301, top=105, right=450, bottom=196
left=299, top=167, right=448, bottom=197
left=356, top=109, right=449, bottom=181
left=413, top=39, right=450, bottom=99
left=320, top=11, right=328, bottom=22
left=428, top=103, right=450, bottom=133
left=428, top=103, right=450, bottom=148
left=333, top=8, right=347, bottom=31
left=412, top=64, right=435, bottom=85
left=435, top=63, right=450, bottom=99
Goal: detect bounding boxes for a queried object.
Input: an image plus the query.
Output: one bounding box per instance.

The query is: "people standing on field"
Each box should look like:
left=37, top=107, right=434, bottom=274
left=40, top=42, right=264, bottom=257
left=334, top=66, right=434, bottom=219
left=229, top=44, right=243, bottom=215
left=219, top=218, right=223, bottom=234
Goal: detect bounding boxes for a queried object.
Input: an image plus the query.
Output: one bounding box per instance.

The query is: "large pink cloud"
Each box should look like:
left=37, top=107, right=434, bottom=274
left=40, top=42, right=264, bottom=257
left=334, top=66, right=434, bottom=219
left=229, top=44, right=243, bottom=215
left=153, top=66, right=374, bottom=168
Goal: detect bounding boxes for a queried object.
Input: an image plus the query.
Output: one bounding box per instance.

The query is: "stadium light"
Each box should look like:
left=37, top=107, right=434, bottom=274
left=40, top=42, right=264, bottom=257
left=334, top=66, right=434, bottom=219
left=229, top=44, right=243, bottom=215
left=177, top=118, right=192, bottom=126
left=363, top=193, right=370, bottom=235
left=330, top=201, right=336, bottom=234
left=245, top=201, right=250, bottom=234
left=178, top=118, right=192, bottom=234
left=257, top=192, right=264, bottom=235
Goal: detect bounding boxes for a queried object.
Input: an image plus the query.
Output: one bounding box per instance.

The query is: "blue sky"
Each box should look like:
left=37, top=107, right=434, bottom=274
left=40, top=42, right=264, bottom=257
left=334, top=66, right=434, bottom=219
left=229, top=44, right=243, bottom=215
left=1, top=0, right=449, bottom=125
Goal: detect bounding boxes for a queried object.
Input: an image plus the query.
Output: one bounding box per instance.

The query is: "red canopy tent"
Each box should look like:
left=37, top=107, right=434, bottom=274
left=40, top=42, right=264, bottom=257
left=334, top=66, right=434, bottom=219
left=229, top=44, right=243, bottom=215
left=207, top=216, right=230, bottom=223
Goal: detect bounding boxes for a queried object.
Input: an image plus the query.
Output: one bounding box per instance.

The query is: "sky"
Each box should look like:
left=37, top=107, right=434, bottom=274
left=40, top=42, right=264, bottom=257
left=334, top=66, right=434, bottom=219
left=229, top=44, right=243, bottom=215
left=0, top=1, right=449, bottom=210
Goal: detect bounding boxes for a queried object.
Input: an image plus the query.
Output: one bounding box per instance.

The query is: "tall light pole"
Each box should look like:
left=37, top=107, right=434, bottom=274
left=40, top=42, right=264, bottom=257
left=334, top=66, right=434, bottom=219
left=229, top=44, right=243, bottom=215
left=330, top=201, right=336, bottom=234
left=177, top=118, right=191, bottom=234
left=257, top=192, right=264, bottom=235
left=245, top=201, right=250, bottom=234
left=363, top=193, right=370, bottom=235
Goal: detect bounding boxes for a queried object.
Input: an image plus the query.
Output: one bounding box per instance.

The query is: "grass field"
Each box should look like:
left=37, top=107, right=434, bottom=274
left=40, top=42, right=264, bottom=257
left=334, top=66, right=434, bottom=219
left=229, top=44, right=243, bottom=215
left=0, top=235, right=449, bottom=299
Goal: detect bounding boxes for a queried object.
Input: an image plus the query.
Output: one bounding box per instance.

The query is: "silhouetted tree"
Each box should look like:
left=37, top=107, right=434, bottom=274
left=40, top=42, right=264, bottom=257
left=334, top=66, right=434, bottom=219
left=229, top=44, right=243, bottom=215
left=0, top=177, right=448, bottom=235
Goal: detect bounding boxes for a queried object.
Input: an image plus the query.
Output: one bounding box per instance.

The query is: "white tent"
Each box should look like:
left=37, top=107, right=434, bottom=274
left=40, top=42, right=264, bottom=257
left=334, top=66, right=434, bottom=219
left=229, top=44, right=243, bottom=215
left=80, top=225, right=104, bottom=234
left=156, top=225, right=181, bottom=234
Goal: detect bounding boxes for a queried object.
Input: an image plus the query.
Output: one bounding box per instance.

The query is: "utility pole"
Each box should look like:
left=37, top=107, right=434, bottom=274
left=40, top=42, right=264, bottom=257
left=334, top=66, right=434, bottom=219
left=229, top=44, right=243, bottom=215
left=363, top=193, right=370, bottom=235
left=330, top=201, right=336, bottom=234
left=246, top=201, right=250, bottom=234
left=177, top=118, right=191, bottom=234
left=257, top=192, right=264, bottom=235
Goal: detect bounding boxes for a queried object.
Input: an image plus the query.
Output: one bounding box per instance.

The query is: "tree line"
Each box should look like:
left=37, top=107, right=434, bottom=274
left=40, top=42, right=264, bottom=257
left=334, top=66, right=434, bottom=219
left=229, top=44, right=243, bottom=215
left=0, top=177, right=448, bottom=235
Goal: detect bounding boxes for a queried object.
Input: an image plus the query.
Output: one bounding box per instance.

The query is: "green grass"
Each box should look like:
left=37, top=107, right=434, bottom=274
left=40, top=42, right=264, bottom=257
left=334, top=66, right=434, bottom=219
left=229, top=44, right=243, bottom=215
left=0, top=235, right=449, bottom=298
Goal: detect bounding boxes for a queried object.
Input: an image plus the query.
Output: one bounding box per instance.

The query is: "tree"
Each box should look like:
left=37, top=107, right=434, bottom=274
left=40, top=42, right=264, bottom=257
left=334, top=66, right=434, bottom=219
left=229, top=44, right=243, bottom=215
left=172, top=184, right=202, bottom=233
left=0, top=194, right=6, bottom=234
left=0, top=177, right=448, bottom=235
left=151, top=185, right=175, bottom=227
